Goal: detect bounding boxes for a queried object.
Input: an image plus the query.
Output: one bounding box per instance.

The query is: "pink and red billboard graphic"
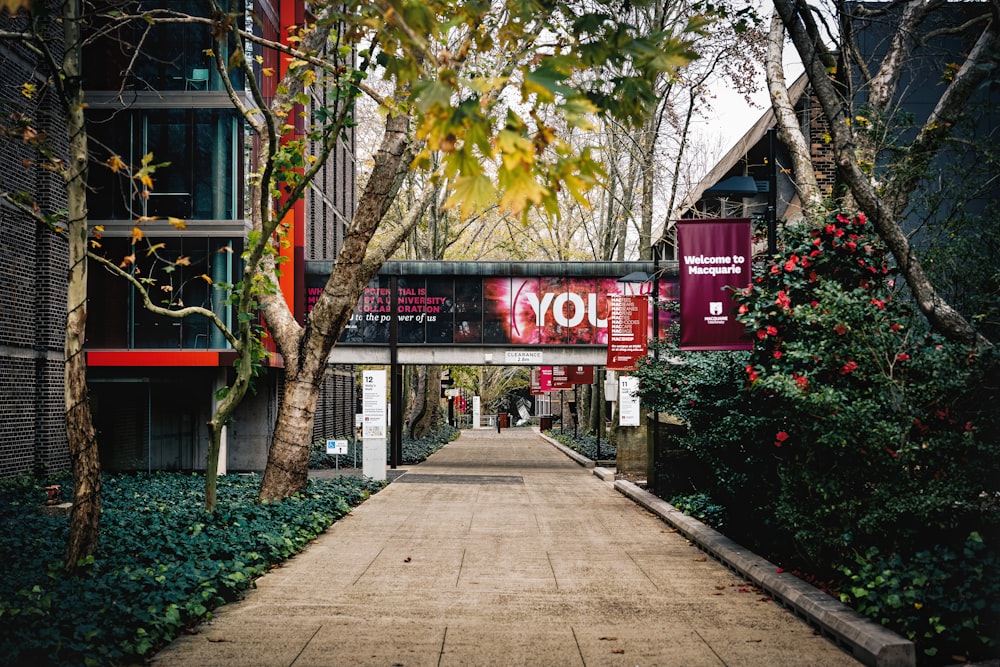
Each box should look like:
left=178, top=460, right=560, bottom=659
left=677, top=218, right=753, bottom=351
left=329, top=274, right=677, bottom=346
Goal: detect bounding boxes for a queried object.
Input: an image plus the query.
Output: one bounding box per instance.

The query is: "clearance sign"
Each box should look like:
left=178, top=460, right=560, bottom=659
left=676, top=218, right=752, bottom=351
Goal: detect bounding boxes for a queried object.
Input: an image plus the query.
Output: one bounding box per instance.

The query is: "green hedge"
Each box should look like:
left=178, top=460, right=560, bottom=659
left=633, top=212, right=1000, bottom=664
left=0, top=472, right=384, bottom=667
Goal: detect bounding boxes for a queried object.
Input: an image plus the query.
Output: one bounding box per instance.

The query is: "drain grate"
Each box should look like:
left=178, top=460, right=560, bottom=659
left=394, top=473, right=523, bottom=485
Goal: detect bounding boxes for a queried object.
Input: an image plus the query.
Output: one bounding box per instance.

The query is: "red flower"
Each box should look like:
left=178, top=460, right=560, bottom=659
left=890, top=323, right=902, bottom=332
left=793, top=373, right=808, bottom=389
left=770, top=265, right=780, bottom=275
left=773, top=350, right=783, bottom=360
left=784, top=255, right=799, bottom=272
left=825, top=223, right=836, bottom=234
left=775, top=291, right=791, bottom=310
left=871, top=298, right=886, bottom=309
left=856, top=213, right=866, bottom=224
left=836, top=213, right=849, bottom=224
left=774, top=431, right=790, bottom=447
left=896, top=352, right=910, bottom=362
left=833, top=323, right=848, bottom=335
left=745, top=365, right=760, bottom=382
left=757, top=329, right=768, bottom=340
left=766, top=325, right=778, bottom=337
left=844, top=241, right=857, bottom=252
left=840, top=360, right=858, bottom=375
left=738, top=304, right=748, bottom=314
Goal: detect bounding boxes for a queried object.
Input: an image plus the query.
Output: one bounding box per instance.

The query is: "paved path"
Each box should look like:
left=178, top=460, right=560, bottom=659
left=152, top=428, right=861, bottom=667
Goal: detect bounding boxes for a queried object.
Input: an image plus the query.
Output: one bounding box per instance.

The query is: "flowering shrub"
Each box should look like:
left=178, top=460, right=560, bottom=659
left=733, top=212, right=999, bottom=660
left=734, top=213, right=999, bottom=564
left=637, top=211, right=999, bottom=662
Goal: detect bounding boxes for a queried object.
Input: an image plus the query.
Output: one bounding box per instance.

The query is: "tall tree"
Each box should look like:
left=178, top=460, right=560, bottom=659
left=770, top=0, right=997, bottom=347
left=1, top=0, right=104, bottom=571
left=248, top=0, right=702, bottom=500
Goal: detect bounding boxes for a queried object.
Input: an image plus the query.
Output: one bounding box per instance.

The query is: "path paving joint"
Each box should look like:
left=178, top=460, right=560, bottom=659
left=153, top=428, right=863, bottom=667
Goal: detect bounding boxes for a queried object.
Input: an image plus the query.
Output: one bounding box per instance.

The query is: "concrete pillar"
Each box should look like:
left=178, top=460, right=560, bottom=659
left=615, top=417, right=648, bottom=482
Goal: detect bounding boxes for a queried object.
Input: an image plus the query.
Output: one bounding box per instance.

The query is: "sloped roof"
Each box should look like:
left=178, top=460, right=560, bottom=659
left=673, top=73, right=809, bottom=218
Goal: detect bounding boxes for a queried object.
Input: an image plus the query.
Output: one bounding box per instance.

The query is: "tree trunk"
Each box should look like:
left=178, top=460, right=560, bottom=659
left=771, top=0, right=991, bottom=348
left=766, top=8, right=821, bottom=213
left=406, top=364, right=441, bottom=439
left=62, top=0, right=102, bottom=571
left=258, top=112, right=422, bottom=501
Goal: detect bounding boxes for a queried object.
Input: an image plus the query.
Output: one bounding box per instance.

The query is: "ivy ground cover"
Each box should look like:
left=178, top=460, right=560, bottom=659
left=0, top=472, right=385, bottom=667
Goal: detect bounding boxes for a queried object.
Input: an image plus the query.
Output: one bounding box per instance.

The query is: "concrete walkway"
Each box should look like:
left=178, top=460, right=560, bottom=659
left=152, top=428, right=861, bottom=667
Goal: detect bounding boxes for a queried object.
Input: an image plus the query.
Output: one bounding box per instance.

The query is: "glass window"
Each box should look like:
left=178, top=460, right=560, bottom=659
left=83, top=1, right=245, bottom=92
left=87, top=237, right=241, bottom=350
left=88, top=109, right=240, bottom=221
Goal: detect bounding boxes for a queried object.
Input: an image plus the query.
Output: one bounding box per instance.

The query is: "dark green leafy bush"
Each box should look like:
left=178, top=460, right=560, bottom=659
left=0, top=472, right=384, bottom=667
left=545, top=430, right=616, bottom=461
left=308, top=423, right=460, bottom=469
left=839, top=532, right=1000, bottom=659
left=634, top=212, right=999, bottom=664
left=668, top=492, right=726, bottom=529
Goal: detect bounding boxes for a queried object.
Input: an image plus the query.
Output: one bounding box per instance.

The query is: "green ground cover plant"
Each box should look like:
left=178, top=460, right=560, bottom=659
left=0, top=472, right=384, bottom=667
left=308, top=423, right=460, bottom=469
left=632, top=212, right=1000, bottom=664
left=544, top=430, right=616, bottom=461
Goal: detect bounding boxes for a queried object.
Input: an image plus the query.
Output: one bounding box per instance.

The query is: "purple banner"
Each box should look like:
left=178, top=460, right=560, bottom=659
left=677, top=218, right=752, bottom=351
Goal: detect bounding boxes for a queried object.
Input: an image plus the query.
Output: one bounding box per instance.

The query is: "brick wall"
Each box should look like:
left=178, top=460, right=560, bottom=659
left=807, top=93, right=838, bottom=198
left=0, top=30, right=71, bottom=478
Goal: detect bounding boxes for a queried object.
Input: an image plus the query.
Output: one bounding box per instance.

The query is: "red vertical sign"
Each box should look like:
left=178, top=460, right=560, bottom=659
left=677, top=218, right=752, bottom=351
left=606, top=295, right=648, bottom=370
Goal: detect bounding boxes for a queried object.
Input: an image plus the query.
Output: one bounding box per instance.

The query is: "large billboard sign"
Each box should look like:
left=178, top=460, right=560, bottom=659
left=308, top=275, right=678, bottom=346
left=676, top=218, right=752, bottom=351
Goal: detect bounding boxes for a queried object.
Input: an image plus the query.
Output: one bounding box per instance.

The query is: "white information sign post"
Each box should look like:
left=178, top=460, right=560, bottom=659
left=472, top=395, right=482, bottom=429
left=619, top=375, right=641, bottom=427
left=362, top=369, right=387, bottom=480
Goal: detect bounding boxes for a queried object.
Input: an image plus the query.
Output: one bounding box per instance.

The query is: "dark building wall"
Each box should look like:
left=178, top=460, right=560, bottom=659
left=0, top=23, right=70, bottom=478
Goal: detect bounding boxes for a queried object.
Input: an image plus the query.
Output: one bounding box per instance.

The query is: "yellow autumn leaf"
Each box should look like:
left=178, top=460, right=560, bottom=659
left=145, top=242, right=165, bottom=255
left=106, top=155, right=126, bottom=173
left=499, top=170, right=548, bottom=215
left=130, top=227, right=144, bottom=243
left=175, top=256, right=191, bottom=266
left=200, top=274, right=213, bottom=285
left=1, top=0, right=33, bottom=13
left=168, top=217, right=186, bottom=230
left=443, top=174, right=495, bottom=219
left=21, top=83, right=36, bottom=99
left=120, top=254, right=135, bottom=268
left=262, top=67, right=275, bottom=77
left=138, top=171, right=153, bottom=189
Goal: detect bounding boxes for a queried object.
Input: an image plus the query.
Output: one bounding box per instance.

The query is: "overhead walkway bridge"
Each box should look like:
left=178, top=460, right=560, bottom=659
left=306, top=260, right=679, bottom=366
